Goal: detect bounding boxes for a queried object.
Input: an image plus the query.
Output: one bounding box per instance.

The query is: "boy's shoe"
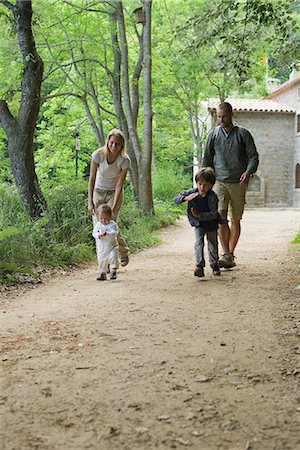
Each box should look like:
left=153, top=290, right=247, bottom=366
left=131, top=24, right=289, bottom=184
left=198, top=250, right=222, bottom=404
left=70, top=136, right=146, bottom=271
left=194, top=266, right=204, bottom=277
left=110, top=271, right=117, bottom=280
left=120, top=255, right=129, bottom=267
left=97, top=273, right=107, bottom=281
left=212, top=264, right=221, bottom=276
left=218, top=253, right=236, bottom=269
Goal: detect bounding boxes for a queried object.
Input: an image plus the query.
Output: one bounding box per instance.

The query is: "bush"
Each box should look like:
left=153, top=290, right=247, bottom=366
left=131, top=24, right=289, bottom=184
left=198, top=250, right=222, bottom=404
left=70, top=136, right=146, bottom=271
left=152, top=163, right=192, bottom=205
left=292, top=231, right=300, bottom=244
left=119, top=199, right=179, bottom=252
left=0, top=178, right=181, bottom=284
left=0, top=182, right=94, bottom=271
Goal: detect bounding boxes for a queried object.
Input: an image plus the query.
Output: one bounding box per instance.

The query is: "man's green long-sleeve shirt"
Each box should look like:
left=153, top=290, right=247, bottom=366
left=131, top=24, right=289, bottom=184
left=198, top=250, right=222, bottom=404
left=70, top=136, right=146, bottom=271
left=202, top=125, right=259, bottom=183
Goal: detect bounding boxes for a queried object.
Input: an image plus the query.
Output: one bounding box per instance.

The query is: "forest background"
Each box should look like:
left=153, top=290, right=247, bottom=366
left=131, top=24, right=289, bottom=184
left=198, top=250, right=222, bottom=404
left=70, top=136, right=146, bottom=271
left=0, top=0, right=299, bottom=284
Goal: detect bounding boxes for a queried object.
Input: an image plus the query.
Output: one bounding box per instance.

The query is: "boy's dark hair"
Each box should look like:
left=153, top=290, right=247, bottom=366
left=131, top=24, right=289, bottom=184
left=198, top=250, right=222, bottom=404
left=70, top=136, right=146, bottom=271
left=195, top=167, right=216, bottom=185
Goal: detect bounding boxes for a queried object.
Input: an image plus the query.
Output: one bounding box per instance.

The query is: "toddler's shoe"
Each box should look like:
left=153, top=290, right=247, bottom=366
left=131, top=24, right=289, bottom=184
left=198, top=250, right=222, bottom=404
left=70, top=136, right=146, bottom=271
left=97, top=273, right=107, bottom=281
left=110, top=271, right=117, bottom=280
left=194, top=266, right=204, bottom=277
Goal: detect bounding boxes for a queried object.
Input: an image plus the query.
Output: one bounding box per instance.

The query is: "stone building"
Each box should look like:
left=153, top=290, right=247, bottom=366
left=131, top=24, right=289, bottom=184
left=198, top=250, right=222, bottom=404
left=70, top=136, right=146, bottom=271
left=204, top=70, right=300, bottom=207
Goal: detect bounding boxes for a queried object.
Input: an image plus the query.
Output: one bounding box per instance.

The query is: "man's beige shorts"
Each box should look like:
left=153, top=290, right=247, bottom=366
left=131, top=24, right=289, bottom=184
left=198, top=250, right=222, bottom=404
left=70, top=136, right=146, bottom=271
left=213, top=181, right=248, bottom=221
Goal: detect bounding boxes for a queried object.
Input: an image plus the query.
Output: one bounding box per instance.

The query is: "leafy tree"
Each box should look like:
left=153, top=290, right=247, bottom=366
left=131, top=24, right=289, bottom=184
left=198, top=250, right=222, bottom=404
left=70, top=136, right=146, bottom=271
left=181, top=0, right=299, bottom=99
left=0, top=0, right=46, bottom=218
left=37, top=0, right=154, bottom=213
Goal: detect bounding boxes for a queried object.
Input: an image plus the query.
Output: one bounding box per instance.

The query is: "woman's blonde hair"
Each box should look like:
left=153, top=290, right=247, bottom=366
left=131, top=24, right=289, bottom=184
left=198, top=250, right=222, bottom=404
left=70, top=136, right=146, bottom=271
left=102, top=128, right=128, bottom=158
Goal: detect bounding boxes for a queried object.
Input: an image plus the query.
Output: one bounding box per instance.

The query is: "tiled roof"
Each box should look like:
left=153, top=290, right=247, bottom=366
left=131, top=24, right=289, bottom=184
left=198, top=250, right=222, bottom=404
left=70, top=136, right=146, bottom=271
left=204, top=98, right=294, bottom=114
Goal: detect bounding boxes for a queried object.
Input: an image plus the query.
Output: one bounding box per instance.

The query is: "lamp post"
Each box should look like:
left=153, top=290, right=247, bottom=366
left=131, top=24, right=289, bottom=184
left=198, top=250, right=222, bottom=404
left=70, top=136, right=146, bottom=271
left=75, top=133, right=80, bottom=178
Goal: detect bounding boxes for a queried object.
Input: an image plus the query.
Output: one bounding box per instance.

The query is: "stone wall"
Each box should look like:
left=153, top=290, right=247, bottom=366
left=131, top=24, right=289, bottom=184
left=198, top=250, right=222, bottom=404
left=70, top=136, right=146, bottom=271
left=267, top=79, right=300, bottom=207
left=233, top=112, right=294, bottom=207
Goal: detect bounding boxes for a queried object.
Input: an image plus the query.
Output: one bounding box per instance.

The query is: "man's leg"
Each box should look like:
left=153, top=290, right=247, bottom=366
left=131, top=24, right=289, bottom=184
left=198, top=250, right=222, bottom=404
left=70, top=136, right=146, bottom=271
left=227, top=182, right=247, bottom=256
left=219, top=182, right=247, bottom=268
left=229, top=219, right=241, bottom=255
left=218, top=209, right=230, bottom=255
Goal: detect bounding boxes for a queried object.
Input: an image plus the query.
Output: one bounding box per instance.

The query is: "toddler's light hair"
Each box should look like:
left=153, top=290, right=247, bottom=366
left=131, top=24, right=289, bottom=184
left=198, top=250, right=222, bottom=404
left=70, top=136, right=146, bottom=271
left=97, top=203, right=112, bottom=218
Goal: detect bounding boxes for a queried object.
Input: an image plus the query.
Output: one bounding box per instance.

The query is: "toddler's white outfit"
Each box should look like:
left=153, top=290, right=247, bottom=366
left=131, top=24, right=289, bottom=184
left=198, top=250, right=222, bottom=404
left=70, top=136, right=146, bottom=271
left=92, top=220, right=119, bottom=274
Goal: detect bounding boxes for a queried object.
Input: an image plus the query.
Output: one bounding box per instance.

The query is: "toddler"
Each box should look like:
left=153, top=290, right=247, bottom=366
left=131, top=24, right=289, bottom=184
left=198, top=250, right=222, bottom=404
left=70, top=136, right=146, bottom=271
left=92, top=203, right=119, bottom=280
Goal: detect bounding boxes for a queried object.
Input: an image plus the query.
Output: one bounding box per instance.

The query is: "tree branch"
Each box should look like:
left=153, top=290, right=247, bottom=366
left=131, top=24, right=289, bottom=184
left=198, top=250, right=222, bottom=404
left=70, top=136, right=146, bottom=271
left=0, top=0, right=14, bottom=12
left=0, top=100, right=18, bottom=134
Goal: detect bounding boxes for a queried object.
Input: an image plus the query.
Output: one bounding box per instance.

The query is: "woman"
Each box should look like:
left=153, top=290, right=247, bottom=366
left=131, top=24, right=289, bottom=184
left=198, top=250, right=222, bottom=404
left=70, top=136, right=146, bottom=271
left=88, top=129, right=130, bottom=268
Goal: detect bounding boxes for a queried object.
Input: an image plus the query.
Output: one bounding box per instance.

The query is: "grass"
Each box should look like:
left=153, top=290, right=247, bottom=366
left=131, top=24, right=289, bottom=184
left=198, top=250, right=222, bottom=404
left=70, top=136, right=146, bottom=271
left=0, top=175, right=185, bottom=285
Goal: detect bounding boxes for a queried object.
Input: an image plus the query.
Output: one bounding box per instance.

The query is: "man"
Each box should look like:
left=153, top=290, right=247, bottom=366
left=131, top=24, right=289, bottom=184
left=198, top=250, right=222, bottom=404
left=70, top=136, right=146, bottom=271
left=202, top=101, right=259, bottom=268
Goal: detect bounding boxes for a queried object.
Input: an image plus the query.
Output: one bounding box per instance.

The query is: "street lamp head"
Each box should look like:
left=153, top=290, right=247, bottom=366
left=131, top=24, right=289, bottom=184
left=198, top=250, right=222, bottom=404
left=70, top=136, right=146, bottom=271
left=133, top=7, right=144, bottom=24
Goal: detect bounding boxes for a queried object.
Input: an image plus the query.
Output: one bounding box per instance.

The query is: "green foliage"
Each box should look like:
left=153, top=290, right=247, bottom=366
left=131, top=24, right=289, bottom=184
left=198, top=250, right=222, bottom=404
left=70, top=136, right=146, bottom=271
left=118, top=198, right=180, bottom=252
left=291, top=231, right=300, bottom=244
left=0, top=262, right=40, bottom=285
left=0, top=182, right=95, bottom=271
left=152, top=163, right=192, bottom=205
left=0, top=178, right=181, bottom=284
left=0, top=226, right=19, bottom=241
left=179, top=0, right=299, bottom=96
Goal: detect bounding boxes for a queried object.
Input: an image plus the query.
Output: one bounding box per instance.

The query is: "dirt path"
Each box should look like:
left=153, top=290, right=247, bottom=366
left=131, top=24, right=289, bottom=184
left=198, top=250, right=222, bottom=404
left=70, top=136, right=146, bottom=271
left=1, top=209, right=300, bottom=450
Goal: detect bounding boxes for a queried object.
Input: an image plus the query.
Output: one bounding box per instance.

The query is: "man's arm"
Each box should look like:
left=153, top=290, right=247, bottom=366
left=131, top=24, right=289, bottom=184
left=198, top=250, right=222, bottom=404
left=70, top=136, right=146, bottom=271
left=244, top=129, right=259, bottom=174
left=201, top=128, right=215, bottom=168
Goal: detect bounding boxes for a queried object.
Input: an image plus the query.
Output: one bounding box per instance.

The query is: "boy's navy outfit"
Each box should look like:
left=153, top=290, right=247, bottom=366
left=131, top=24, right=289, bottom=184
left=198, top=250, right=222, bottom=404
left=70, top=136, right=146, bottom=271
left=174, top=188, right=225, bottom=270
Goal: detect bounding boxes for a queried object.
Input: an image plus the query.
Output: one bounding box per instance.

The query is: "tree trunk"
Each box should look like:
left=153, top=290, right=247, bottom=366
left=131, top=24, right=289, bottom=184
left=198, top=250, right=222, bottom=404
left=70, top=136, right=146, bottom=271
left=139, top=0, right=154, bottom=213
left=116, top=0, right=154, bottom=214
left=0, top=0, right=46, bottom=218
left=109, top=9, right=139, bottom=198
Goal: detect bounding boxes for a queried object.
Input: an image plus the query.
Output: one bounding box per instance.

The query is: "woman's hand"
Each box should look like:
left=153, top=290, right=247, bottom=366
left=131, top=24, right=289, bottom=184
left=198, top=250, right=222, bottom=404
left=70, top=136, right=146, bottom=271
left=88, top=201, right=95, bottom=215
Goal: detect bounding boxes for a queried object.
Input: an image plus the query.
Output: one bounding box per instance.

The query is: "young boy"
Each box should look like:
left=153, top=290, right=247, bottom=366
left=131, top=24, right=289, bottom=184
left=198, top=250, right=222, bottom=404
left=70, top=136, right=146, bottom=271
left=92, top=203, right=119, bottom=280
left=174, top=167, right=225, bottom=277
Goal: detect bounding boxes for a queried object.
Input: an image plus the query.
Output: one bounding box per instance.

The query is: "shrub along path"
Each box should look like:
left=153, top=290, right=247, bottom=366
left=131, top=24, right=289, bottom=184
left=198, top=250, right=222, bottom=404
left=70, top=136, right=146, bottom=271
left=0, top=209, right=299, bottom=450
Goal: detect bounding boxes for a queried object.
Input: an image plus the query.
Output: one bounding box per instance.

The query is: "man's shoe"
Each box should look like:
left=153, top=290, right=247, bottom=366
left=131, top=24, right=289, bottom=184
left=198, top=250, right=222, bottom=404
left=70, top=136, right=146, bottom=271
left=110, top=271, right=117, bottom=280
left=120, top=255, right=129, bottom=267
left=97, top=273, right=107, bottom=281
left=218, top=254, right=236, bottom=269
left=194, top=266, right=204, bottom=277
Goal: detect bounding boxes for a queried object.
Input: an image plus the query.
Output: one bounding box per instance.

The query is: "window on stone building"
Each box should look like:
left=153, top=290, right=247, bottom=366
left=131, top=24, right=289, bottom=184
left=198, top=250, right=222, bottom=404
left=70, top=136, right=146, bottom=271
left=296, top=164, right=300, bottom=189
left=248, top=174, right=261, bottom=192
left=297, top=114, right=300, bottom=133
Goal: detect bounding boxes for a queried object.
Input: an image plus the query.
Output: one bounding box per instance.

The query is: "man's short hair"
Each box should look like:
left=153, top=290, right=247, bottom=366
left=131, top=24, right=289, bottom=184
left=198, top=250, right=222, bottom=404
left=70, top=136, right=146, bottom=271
left=218, top=101, right=233, bottom=113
